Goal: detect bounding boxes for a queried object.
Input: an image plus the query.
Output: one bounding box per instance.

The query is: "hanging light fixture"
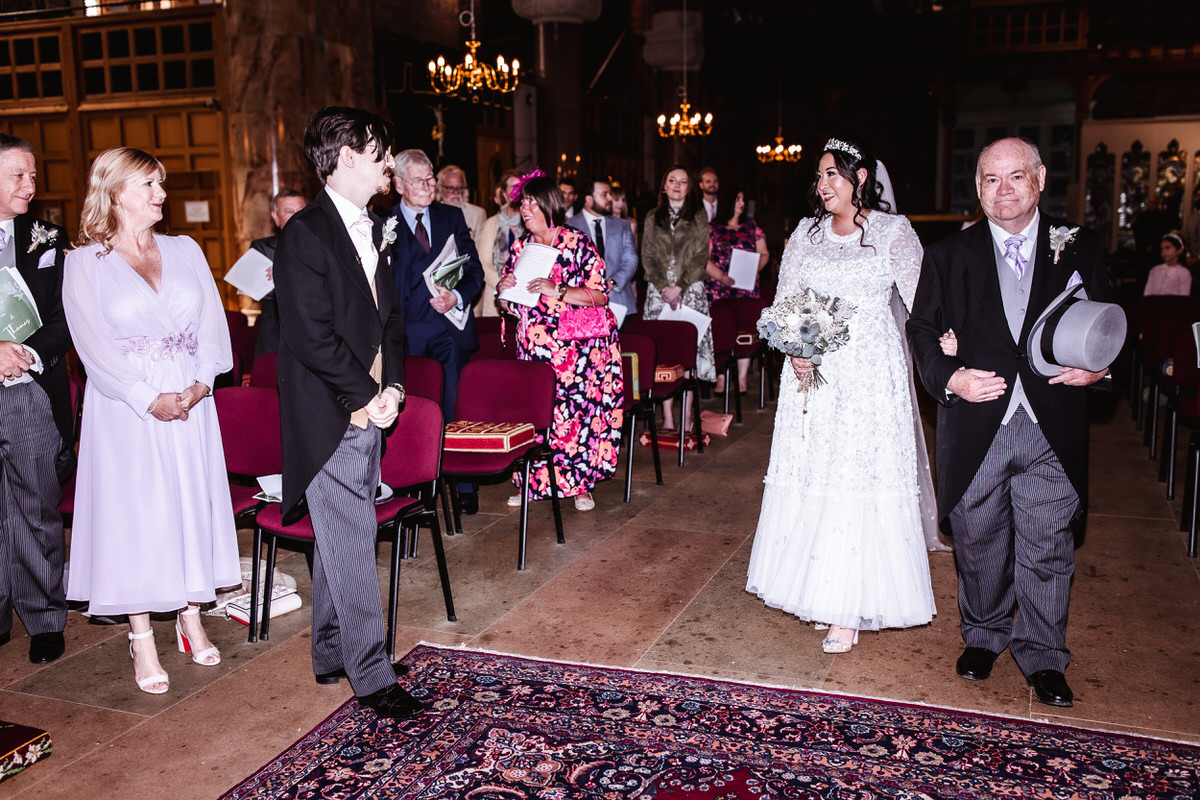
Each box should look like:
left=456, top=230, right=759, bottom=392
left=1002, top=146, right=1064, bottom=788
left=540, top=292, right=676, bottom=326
left=428, top=0, right=520, bottom=103
left=756, top=98, right=801, bottom=163
left=656, top=0, right=712, bottom=138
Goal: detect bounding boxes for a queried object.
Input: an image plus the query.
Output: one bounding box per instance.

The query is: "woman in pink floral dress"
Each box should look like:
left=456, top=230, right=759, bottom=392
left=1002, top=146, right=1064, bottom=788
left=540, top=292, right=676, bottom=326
left=497, top=174, right=623, bottom=511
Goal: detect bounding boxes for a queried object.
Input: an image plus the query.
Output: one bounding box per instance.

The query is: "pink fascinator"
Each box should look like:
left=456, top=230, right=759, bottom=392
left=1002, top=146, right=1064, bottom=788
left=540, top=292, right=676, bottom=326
left=510, top=168, right=546, bottom=202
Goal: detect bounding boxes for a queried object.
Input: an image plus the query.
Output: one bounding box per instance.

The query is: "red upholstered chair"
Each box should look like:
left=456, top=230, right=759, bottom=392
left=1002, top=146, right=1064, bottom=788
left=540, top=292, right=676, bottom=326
left=622, top=318, right=703, bottom=467
left=619, top=333, right=662, bottom=502
left=213, top=387, right=282, bottom=527
left=439, top=359, right=563, bottom=570
left=404, top=355, right=445, bottom=406
left=475, top=316, right=502, bottom=335
left=251, top=397, right=456, bottom=656
left=225, top=311, right=258, bottom=384
left=1133, top=296, right=1200, bottom=433
left=248, top=352, right=278, bottom=388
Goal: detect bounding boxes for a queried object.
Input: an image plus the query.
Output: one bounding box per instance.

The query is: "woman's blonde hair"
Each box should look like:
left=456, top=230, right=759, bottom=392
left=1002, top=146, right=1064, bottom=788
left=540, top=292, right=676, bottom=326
left=76, top=147, right=166, bottom=252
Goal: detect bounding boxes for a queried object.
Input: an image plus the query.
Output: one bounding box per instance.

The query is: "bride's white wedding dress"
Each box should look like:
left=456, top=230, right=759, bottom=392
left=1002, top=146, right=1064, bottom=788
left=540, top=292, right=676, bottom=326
left=746, top=213, right=936, bottom=631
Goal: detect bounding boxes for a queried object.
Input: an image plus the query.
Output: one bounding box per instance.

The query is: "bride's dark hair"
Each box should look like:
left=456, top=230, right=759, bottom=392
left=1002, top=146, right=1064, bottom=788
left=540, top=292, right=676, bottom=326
left=806, top=139, right=890, bottom=248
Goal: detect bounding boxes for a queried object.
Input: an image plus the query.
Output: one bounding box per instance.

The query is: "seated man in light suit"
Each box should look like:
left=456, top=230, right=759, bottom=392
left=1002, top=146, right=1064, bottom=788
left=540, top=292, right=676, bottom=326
left=567, top=175, right=637, bottom=326
left=389, top=148, right=485, bottom=513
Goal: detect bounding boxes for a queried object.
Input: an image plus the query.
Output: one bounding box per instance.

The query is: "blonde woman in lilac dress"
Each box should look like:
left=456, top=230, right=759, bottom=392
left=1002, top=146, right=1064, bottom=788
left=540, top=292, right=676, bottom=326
left=64, top=148, right=239, bottom=694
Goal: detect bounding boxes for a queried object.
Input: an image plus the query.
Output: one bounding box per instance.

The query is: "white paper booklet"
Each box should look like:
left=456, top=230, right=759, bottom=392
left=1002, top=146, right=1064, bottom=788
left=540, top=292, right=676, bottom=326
left=423, top=235, right=470, bottom=331
left=727, top=248, right=759, bottom=291
left=499, top=242, right=557, bottom=307
left=223, top=247, right=275, bottom=301
left=657, top=302, right=712, bottom=345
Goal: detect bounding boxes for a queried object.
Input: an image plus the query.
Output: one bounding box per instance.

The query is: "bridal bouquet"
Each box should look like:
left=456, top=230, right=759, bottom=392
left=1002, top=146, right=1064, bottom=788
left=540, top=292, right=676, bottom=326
left=757, top=287, right=854, bottom=394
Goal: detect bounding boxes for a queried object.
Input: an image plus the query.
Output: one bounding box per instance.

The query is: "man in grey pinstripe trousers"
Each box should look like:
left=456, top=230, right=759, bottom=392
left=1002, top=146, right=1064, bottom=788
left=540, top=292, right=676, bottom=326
left=908, top=138, right=1114, bottom=708
left=275, top=108, right=420, bottom=719
left=0, top=134, right=74, bottom=665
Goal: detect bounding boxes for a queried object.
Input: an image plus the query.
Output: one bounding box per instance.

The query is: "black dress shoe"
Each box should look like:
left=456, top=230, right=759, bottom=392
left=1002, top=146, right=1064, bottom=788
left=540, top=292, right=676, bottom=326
left=357, top=683, right=423, bottom=719
left=956, top=647, right=998, bottom=681
left=1026, top=669, right=1074, bottom=707
left=316, top=662, right=410, bottom=685
left=29, top=631, right=65, bottom=664
left=282, top=495, right=309, bottom=527
left=458, top=491, right=479, bottom=516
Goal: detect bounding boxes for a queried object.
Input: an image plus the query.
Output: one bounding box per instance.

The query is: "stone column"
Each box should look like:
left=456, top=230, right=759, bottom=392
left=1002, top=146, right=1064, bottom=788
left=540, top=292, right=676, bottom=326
left=512, top=0, right=601, bottom=176
left=224, top=0, right=376, bottom=295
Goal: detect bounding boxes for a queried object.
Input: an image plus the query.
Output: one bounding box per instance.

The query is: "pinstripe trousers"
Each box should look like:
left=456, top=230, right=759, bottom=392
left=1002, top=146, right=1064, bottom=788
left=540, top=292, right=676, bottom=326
left=949, top=410, right=1079, bottom=674
left=0, top=382, right=67, bottom=638
left=306, top=422, right=396, bottom=697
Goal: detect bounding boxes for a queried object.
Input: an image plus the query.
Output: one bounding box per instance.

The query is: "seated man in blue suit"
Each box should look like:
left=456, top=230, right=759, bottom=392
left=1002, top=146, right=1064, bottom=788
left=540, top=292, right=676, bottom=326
left=389, top=148, right=485, bottom=513
left=567, top=175, right=638, bottom=326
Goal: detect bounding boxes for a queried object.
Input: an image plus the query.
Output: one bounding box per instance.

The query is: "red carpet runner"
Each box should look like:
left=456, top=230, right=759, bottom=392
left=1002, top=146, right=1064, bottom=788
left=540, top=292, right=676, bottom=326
left=223, top=644, right=1199, bottom=798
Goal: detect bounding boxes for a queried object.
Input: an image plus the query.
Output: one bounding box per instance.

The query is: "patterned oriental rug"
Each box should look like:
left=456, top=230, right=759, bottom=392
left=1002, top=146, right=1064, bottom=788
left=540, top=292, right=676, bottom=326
left=222, top=644, right=1200, bottom=799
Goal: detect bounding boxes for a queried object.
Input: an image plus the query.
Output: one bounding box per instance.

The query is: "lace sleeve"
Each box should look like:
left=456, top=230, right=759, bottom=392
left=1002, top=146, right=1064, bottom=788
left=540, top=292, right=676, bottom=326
left=774, top=220, right=811, bottom=299
left=888, top=215, right=924, bottom=312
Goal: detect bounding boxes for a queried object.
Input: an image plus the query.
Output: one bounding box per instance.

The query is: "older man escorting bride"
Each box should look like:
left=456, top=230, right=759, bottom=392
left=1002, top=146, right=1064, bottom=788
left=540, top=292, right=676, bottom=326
left=746, top=138, right=936, bottom=654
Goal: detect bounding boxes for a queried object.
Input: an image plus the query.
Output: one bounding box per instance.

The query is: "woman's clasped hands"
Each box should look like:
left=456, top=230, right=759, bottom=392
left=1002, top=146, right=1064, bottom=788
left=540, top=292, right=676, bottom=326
left=148, top=382, right=209, bottom=421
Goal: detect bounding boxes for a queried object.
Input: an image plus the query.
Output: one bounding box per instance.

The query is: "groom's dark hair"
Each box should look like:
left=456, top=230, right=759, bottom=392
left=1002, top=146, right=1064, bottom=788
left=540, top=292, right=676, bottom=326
left=304, top=106, right=395, bottom=182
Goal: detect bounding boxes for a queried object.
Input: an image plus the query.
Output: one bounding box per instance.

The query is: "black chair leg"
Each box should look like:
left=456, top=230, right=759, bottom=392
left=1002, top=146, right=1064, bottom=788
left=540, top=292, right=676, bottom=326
left=547, top=456, right=564, bottom=544
left=1189, top=436, right=1200, bottom=557
left=1146, top=383, right=1159, bottom=455
left=517, top=460, right=531, bottom=570
left=648, top=409, right=663, bottom=485
left=438, top=477, right=456, bottom=537
left=1182, top=433, right=1198, bottom=533
left=387, top=525, right=401, bottom=662
left=248, top=526, right=262, bottom=643
left=1134, top=360, right=1144, bottom=430
left=693, top=380, right=704, bottom=454
left=623, top=417, right=635, bottom=502
left=733, top=370, right=743, bottom=423
left=677, top=389, right=686, bottom=468
left=426, top=513, right=457, bottom=621
left=1160, top=406, right=1176, bottom=496
left=260, top=535, right=278, bottom=642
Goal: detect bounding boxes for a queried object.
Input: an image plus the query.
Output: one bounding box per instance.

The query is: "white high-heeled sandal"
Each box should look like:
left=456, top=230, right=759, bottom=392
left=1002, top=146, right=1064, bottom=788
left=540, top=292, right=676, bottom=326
left=176, top=606, right=221, bottom=666
left=821, top=627, right=859, bottom=654
left=128, top=629, right=169, bottom=694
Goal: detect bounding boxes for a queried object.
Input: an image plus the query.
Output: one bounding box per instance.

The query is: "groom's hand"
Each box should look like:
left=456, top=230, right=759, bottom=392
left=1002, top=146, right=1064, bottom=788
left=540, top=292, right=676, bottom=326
left=947, top=369, right=1007, bottom=402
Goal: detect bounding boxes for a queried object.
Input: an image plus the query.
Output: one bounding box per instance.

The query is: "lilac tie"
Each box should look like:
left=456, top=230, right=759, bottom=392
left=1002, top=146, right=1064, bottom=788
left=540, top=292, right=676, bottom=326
left=1004, top=234, right=1027, bottom=280
left=0, top=228, right=7, bottom=252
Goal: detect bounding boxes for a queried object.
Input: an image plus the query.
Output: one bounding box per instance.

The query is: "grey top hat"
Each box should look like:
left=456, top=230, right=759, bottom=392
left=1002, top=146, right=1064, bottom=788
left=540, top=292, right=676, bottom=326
left=1026, top=283, right=1127, bottom=378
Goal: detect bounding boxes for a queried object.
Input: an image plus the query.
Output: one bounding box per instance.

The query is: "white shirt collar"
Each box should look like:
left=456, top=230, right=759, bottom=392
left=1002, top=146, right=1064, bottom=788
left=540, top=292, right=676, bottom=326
left=324, top=185, right=367, bottom=231
left=987, top=210, right=1039, bottom=260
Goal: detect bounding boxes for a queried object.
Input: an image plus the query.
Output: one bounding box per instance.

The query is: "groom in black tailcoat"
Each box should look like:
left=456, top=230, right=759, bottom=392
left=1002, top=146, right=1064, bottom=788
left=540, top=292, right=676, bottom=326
left=907, top=137, right=1112, bottom=708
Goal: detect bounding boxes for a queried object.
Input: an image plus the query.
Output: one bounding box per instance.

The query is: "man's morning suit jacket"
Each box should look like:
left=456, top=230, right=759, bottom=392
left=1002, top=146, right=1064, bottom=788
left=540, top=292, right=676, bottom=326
left=907, top=214, right=1110, bottom=526
left=9, top=214, right=73, bottom=452
left=567, top=214, right=638, bottom=314
left=273, top=190, right=405, bottom=516
left=389, top=201, right=484, bottom=353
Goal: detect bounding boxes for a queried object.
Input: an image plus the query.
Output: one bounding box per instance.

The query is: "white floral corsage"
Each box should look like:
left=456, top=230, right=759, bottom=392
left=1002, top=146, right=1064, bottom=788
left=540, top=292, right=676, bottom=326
left=380, top=217, right=397, bottom=252
left=1048, top=225, right=1079, bottom=264
left=27, top=222, right=58, bottom=254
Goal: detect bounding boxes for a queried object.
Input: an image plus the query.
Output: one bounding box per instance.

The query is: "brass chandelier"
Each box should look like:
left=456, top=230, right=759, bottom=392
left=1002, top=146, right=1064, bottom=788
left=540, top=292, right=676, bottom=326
left=428, top=0, right=519, bottom=102
left=656, top=0, right=712, bottom=138
left=757, top=97, right=801, bottom=163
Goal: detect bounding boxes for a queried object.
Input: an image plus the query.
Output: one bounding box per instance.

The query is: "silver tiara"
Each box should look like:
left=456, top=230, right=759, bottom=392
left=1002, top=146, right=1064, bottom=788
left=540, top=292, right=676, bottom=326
left=823, top=138, right=862, bottom=161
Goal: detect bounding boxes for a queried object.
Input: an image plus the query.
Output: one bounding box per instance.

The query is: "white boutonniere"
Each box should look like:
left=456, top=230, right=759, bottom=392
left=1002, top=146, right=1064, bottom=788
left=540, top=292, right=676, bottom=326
left=380, top=217, right=397, bottom=252
left=1048, top=225, right=1079, bottom=264
left=27, top=222, right=58, bottom=254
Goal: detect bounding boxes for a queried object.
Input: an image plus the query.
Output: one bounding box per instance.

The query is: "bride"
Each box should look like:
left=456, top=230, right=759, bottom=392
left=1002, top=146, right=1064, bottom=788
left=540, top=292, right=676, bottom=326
left=745, top=138, right=937, bottom=653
